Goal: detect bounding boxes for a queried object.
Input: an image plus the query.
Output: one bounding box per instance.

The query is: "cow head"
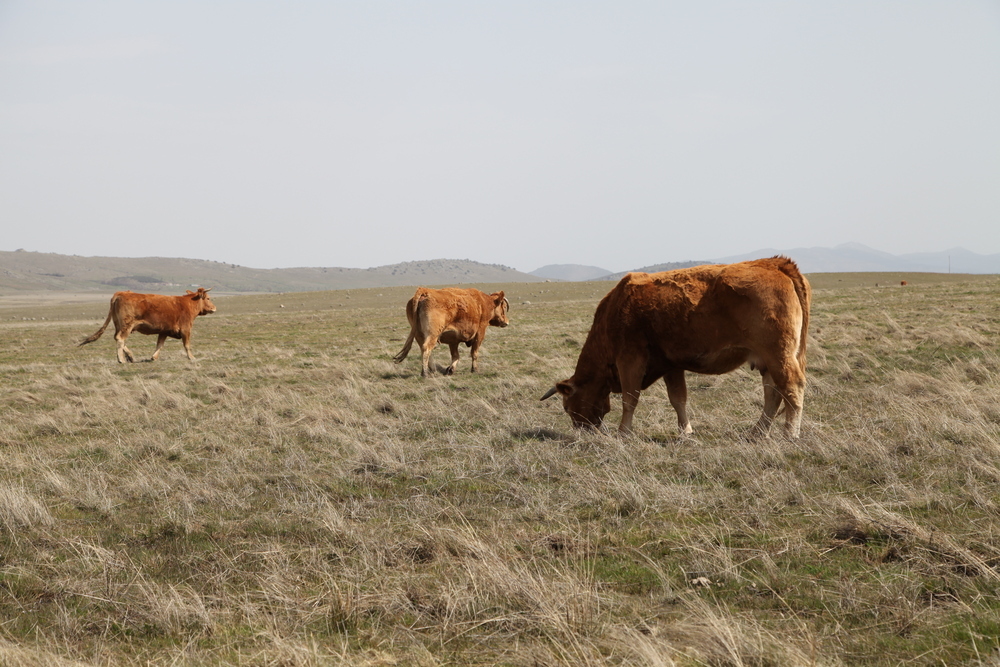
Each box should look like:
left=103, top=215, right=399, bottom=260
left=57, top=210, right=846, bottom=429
left=540, top=377, right=611, bottom=429
left=186, top=287, right=217, bottom=315
left=489, top=291, right=509, bottom=328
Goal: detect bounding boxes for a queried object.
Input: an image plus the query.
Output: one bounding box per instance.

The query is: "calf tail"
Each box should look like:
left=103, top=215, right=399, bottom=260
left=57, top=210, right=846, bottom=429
left=79, top=306, right=113, bottom=347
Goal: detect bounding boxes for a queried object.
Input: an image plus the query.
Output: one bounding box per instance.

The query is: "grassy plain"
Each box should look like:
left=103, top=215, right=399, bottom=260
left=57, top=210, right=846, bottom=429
left=1, top=274, right=999, bottom=665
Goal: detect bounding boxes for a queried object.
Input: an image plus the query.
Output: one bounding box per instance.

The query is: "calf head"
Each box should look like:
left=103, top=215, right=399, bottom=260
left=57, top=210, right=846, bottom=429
left=186, top=287, right=217, bottom=315
left=541, top=377, right=611, bottom=429
left=489, top=292, right=509, bottom=327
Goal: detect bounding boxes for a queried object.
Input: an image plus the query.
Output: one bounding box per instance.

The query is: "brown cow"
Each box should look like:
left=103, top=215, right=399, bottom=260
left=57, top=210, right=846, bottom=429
left=541, top=257, right=810, bottom=438
left=393, top=287, right=509, bottom=376
left=79, top=288, right=216, bottom=363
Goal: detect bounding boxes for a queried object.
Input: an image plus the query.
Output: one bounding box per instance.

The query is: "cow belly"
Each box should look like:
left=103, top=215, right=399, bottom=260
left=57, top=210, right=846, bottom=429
left=677, top=348, right=749, bottom=375
left=438, top=330, right=468, bottom=345
left=135, top=324, right=181, bottom=338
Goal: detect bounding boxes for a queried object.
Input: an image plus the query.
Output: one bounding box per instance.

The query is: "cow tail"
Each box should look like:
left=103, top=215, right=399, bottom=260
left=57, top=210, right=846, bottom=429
left=393, top=293, right=425, bottom=363
left=778, top=258, right=811, bottom=370
left=393, top=330, right=415, bottom=363
left=79, top=302, right=114, bottom=347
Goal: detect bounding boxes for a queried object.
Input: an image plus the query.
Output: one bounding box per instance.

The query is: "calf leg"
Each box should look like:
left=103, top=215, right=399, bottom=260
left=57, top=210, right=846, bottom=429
left=151, top=334, right=168, bottom=361
left=419, top=336, right=438, bottom=377
left=181, top=332, right=196, bottom=361
left=780, top=363, right=806, bottom=438
left=664, top=369, right=693, bottom=435
left=469, top=338, right=482, bottom=373
left=114, top=328, right=135, bottom=363
left=444, top=342, right=460, bottom=375
left=751, top=370, right=782, bottom=438
left=753, top=361, right=806, bottom=439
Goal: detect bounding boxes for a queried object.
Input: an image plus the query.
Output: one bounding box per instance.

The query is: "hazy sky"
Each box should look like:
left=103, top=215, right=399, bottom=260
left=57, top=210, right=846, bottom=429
left=2, top=2, right=998, bottom=272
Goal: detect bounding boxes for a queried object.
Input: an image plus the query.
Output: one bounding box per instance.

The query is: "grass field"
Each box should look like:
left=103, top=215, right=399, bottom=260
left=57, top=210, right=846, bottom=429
left=1, top=273, right=999, bottom=665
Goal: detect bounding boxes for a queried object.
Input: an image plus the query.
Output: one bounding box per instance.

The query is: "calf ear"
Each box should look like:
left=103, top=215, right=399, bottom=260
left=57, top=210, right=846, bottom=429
left=492, top=291, right=505, bottom=304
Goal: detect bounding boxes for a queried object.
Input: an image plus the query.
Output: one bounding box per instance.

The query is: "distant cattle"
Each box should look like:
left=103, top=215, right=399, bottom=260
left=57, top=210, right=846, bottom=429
left=79, top=289, right=216, bottom=363
left=541, top=257, right=811, bottom=438
left=900, top=280, right=908, bottom=286
left=393, top=287, right=509, bottom=376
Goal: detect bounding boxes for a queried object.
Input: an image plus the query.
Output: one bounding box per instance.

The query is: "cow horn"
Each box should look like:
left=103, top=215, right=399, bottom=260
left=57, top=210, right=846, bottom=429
left=540, top=386, right=559, bottom=401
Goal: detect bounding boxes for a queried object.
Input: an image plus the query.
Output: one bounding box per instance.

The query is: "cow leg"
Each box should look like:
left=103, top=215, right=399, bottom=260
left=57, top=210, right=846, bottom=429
left=783, top=379, right=805, bottom=438
left=444, top=342, right=461, bottom=375
left=181, top=332, right=196, bottom=361
left=616, top=356, right=646, bottom=434
left=115, top=328, right=135, bottom=363
left=752, top=370, right=784, bottom=439
left=469, top=338, right=482, bottom=373
left=419, top=336, right=438, bottom=377
left=778, top=362, right=806, bottom=438
left=754, top=362, right=805, bottom=439
left=151, top=334, right=168, bottom=361
left=664, top=369, right=693, bottom=435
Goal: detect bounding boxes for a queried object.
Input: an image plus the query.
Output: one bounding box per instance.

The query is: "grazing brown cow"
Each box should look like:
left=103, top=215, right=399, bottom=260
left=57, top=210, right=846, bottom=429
left=541, top=257, right=811, bottom=438
left=900, top=280, right=908, bottom=286
left=79, top=288, right=216, bottom=363
left=393, top=287, right=509, bottom=376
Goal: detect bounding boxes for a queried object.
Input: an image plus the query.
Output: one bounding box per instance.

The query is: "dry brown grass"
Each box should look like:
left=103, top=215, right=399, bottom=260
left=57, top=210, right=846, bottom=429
left=0, top=276, right=999, bottom=664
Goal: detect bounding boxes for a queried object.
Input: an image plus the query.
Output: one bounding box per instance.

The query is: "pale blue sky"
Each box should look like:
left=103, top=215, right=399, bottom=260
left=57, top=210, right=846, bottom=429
left=1, top=1, right=998, bottom=272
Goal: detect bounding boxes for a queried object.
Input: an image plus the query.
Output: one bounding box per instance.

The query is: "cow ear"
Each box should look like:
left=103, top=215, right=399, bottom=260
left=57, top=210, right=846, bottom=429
left=556, top=380, right=576, bottom=398
left=492, top=291, right=505, bottom=303
left=542, top=380, right=576, bottom=400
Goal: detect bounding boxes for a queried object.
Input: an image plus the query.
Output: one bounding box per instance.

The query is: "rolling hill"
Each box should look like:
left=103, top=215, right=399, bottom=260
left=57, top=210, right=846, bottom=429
left=0, top=251, right=544, bottom=293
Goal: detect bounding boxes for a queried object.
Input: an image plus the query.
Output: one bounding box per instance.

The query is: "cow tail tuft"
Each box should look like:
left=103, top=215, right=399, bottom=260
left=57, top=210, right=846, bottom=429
left=79, top=304, right=114, bottom=347
left=393, top=330, right=415, bottom=363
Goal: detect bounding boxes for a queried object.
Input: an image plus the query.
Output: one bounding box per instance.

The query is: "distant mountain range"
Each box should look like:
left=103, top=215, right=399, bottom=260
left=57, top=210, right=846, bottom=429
left=2, top=243, right=996, bottom=293
left=0, top=251, right=543, bottom=293
left=711, top=243, right=998, bottom=274
left=530, top=243, right=1000, bottom=281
